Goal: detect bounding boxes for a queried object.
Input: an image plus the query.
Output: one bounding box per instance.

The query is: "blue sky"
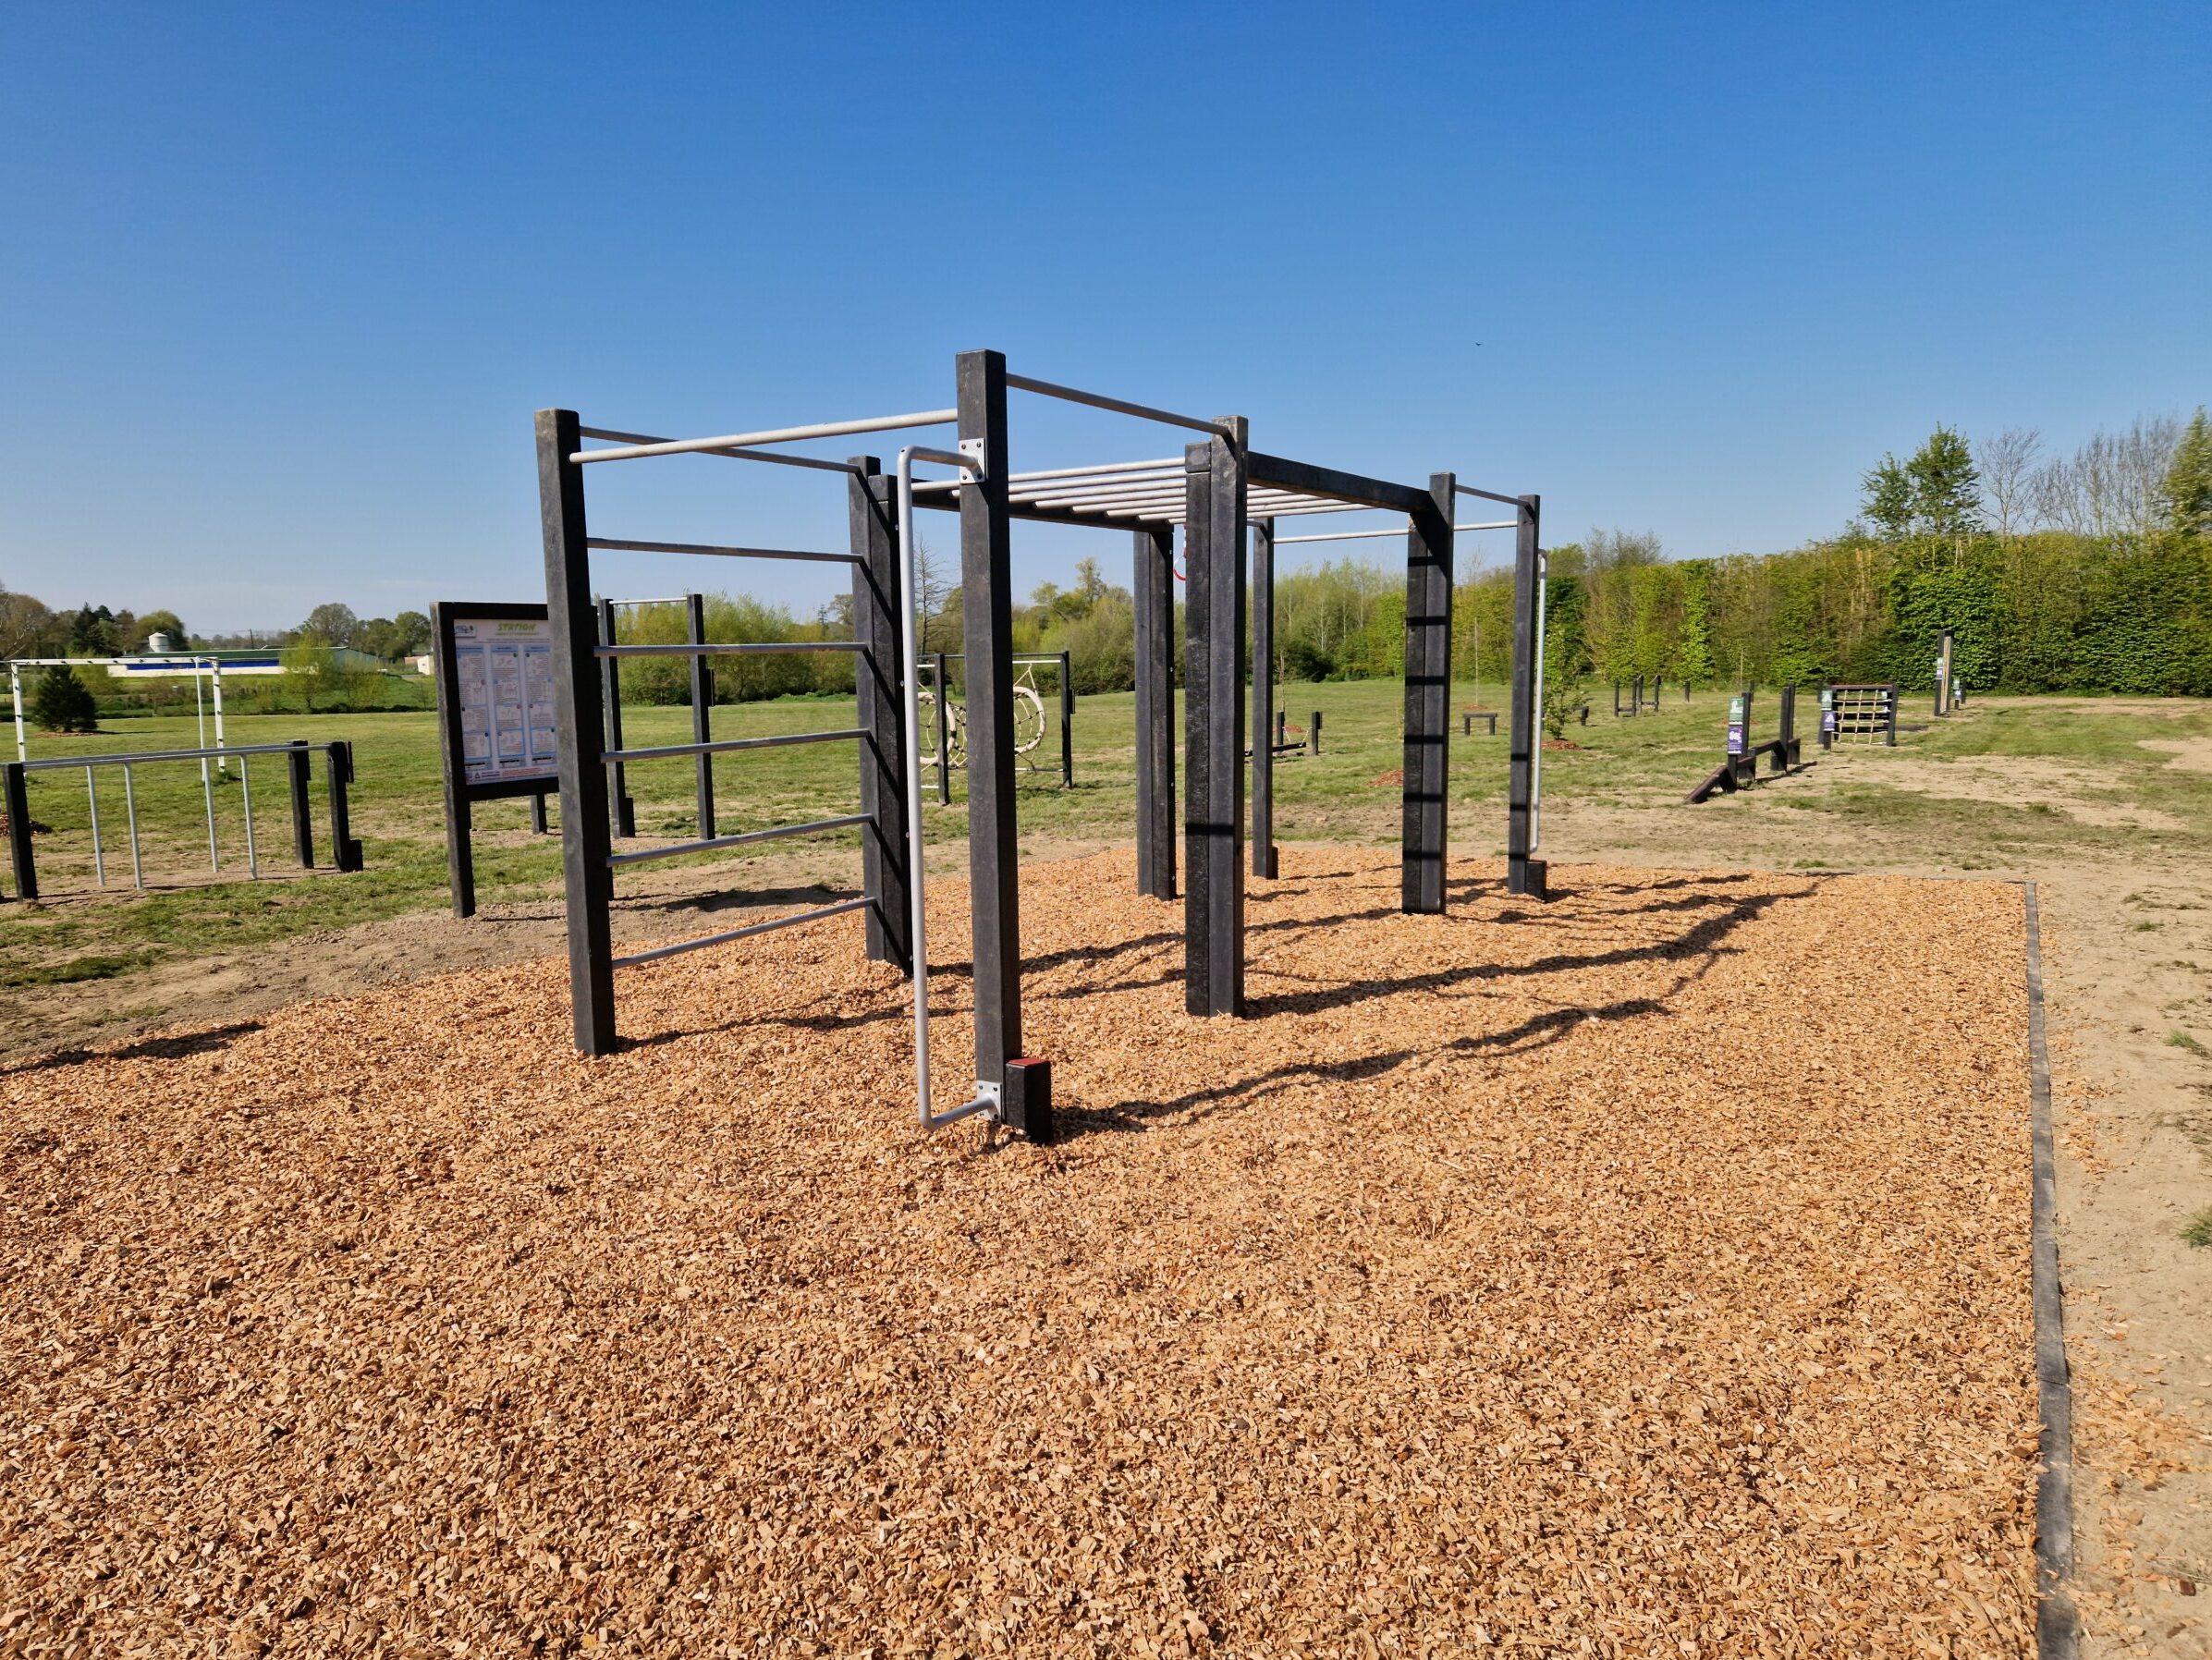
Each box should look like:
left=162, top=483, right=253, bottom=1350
left=1, top=2, right=2206, bottom=632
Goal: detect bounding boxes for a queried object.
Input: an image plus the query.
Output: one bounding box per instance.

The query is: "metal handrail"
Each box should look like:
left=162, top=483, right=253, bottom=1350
left=612, top=897, right=871, bottom=969
left=594, top=641, right=862, bottom=658
left=17, top=740, right=308, bottom=773
left=607, top=812, right=869, bottom=869
left=603, top=728, right=862, bottom=764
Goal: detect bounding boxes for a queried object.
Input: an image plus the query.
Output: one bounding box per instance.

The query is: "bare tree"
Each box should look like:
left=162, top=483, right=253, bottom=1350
left=2026, top=415, right=2184, bottom=540
left=1975, top=428, right=2041, bottom=536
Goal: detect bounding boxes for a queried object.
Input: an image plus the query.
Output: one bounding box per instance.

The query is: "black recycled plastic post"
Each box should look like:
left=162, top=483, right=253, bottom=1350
left=934, top=651, right=951, bottom=806
left=1885, top=681, right=1900, bottom=747
left=431, top=600, right=476, bottom=917
left=287, top=739, right=315, bottom=867
left=4, top=761, right=35, bottom=900
left=597, top=597, right=637, bottom=839
left=1777, top=683, right=1798, bottom=770
left=956, top=348, right=1029, bottom=1109
left=538, top=408, right=616, bottom=1056
left=324, top=740, right=364, bottom=873
left=1401, top=472, right=1454, bottom=914
left=1819, top=686, right=1836, bottom=751
left=1057, top=649, right=1073, bottom=789
left=1309, top=710, right=1322, bottom=755
left=1184, top=420, right=1249, bottom=1017
left=686, top=592, right=715, bottom=843
left=850, top=460, right=910, bottom=973
left=529, top=792, right=549, bottom=835
left=1251, top=515, right=1277, bottom=880
left=1132, top=525, right=1177, bottom=898
left=1505, top=494, right=1546, bottom=899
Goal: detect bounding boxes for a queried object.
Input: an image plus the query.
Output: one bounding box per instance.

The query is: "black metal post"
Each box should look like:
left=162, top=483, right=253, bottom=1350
left=1057, top=649, right=1073, bottom=789
left=597, top=596, right=636, bottom=839
left=287, top=738, right=315, bottom=868
left=1133, top=525, right=1177, bottom=898
left=324, top=740, right=364, bottom=873
left=4, top=761, right=34, bottom=900
left=850, top=460, right=910, bottom=972
left=1401, top=473, right=1454, bottom=914
left=1506, top=495, right=1546, bottom=898
left=1309, top=710, right=1322, bottom=755
left=934, top=652, right=950, bottom=807
left=1183, top=421, right=1249, bottom=1016
left=1277, top=709, right=1288, bottom=749
left=687, top=592, right=715, bottom=842
left=1251, top=515, right=1277, bottom=880
left=956, top=349, right=1025, bottom=1096
left=1885, top=681, right=1900, bottom=746
left=530, top=791, right=549, bottom=834
left=1778, top=682, right=1798, bottom=769
left=539, top=409, right=616, bottom=1055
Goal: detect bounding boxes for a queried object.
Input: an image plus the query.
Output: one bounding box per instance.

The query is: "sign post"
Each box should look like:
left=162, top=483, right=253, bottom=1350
left=433, top=603, right=560, bottom=918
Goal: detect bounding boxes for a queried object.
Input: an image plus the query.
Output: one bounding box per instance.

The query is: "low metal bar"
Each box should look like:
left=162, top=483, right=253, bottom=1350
left=18, top=740, right=336, bottom=773
left=606, top=812, right=869, bottom=868
left=586, top=537, right=861, bottom=566
left=204, top=763, right=219, bottom=873
left=1004, top=372, right=1230, bottom=436
left=573, top=410, right=959, bottom=464
left=594, top=641, right=862, bottom=659
left=86, top=766, right=104, bottom=888
left=1274, top=517, right=1517, bottom=545
left=611, top=897, right=870, bottom=969
left=914, top=457, right=1184, bottom=493
left=578, top=427, right=862, bottom=475
left=601, top=595, right=689, bottom=608
left=603, top=728, right=863, bottom=764
left=123, top=763, right=142, bottom=888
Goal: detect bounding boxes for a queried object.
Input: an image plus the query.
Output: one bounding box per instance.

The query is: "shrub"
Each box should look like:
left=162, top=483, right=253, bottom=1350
left=31, top=665, right=98, bottom=732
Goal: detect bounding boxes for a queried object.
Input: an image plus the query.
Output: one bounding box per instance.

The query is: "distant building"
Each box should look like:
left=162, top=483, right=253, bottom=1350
left=99, top=647, right=385, bottom=680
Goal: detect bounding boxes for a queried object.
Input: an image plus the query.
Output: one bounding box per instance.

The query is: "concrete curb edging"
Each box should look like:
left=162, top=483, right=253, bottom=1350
left=2024, top=881, right=2080, bottom=1658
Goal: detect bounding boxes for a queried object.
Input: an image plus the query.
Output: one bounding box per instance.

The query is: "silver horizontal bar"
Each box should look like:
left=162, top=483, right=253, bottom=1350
left=602, top=595, right=688, bottom=607
left=1459, top=519, right=1519, bottom=531
left=613, top=897, right=870, bottom=968
left=595, top=641, right=862, bottom=658
left=1456, top=483, right=1525, bottom=507
left=916, top=457, right=1183, bottom=493
left=607, top=812, right=868, bottom=867
left=573, top=409, right=959, bottom=464
left=1004, top=372, right=1230, bottom=436
left=17, top=740, right=312, bottom=773
left=588, top=537, right=860, bottom=566
left=580, top=428, right=862, bottom=475
left=604, top=728, right=863, bottom=763
left=1266, top=520, right=1513, bottom=545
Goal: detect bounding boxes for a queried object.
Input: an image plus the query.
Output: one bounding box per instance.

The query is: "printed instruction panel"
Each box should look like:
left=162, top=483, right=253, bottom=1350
left=452, top=616, right=558, bottom=785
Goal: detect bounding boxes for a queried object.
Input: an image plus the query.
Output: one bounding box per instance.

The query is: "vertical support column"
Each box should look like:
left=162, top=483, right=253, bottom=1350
left=1778, top=682, right=1798, bottom=769
left=1935, top=630, right=1954, bottom=716
left=850, top=458, right=910, bottom=973
left=287, top=739, right=315, bottom=868
left=1885, top=681, right=1900, bottom=747
left=1057, top=650, right=1073, bottom=789
left=1506, top=494, right=1547, bottom=899
left=4, top=761, right=34, bottom=900
left=1251, top=515, right=1277, bottom=880
left=957, top=349, right=1023, bottom=1092
left=687, top=592, right=715, bottom=842
left=530, top=791, right=549, bottom=834
left=1132, top=525, right=1178, bottom=898
left=1183, top=421, right=1248, bottom=1017
left=539, top=409, right=616, bottom=1056
left=431, top=603, right=475, bottom=917
left=324, top=740, right=364, bottom=872
left=597, top=597, right=636, bottom=839
left=934, top=652, right=951, bottom=806
left=1402, top=472, right=1455, bottom=913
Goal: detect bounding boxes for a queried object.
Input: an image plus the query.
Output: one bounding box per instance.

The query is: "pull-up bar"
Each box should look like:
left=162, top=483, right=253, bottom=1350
left=572, top=409, right=959, bottom=465
left=1456, top=482, right=1524, bottom=507
left=1005, top=372, right=1233, bottom=438
left=586, top=537, right=862, bottom=566
left=579, top=428, right=862, bottom=477
left=1268, top=519, right=1519, bottom=545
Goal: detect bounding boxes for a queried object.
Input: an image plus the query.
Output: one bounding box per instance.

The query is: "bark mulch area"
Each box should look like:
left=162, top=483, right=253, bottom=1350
left=1, top=849, right=2039, bottom=1656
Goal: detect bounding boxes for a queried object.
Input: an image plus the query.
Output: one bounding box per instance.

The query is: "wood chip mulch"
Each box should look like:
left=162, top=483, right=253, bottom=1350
left=1, top=849, right=2040, bottom=1656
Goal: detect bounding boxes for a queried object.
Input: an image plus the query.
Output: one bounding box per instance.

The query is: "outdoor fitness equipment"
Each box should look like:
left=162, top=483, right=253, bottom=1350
left=1826, top=683, right=1900, bottom=746
left=537, top=349, right=1546, bottom=1139
left=1683, top=685, right=1804, bottom=804
left=8, top=653, right=232, bottom=775
left=3, top=738, right=361, bottom=901
left=915, top=652, right=1072, bottom=797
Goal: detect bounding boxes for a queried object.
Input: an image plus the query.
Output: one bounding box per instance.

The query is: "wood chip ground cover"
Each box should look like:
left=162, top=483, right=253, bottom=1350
left=1, top=850, right=2039, bottom=1655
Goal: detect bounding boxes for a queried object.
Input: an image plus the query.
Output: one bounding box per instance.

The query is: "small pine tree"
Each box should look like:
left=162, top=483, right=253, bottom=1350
left=2167, top=407, right=2212, bottom=537
left=31, top=665, right=99, bottom=733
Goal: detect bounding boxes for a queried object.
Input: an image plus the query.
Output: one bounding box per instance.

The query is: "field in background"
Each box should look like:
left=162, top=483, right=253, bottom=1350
left=4, top=682, right=2210, bottom=997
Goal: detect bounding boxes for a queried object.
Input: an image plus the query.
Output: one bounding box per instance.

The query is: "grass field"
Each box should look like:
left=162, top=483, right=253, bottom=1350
left=6, top=680, right=2211, bottom=991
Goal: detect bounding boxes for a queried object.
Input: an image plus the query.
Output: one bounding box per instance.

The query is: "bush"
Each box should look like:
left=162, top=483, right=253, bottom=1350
left=31, top=665, right=98, bottom=732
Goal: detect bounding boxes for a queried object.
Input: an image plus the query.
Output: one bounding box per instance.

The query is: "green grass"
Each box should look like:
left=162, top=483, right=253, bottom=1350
left=2183, top=1208, right=2212, bottom=1250
left=4, top=685, right=2209, bottom=991
left=2170, top=1031, right=2211, bottom=1057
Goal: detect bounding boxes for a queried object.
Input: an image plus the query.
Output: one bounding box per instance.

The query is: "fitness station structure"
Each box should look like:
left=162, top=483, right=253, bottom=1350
left=534, top=350, right=1544, bottom=1141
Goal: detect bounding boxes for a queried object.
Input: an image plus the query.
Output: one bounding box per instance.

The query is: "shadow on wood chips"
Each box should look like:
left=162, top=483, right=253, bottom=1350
left=0, top=848, right=2039, bottom=1654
